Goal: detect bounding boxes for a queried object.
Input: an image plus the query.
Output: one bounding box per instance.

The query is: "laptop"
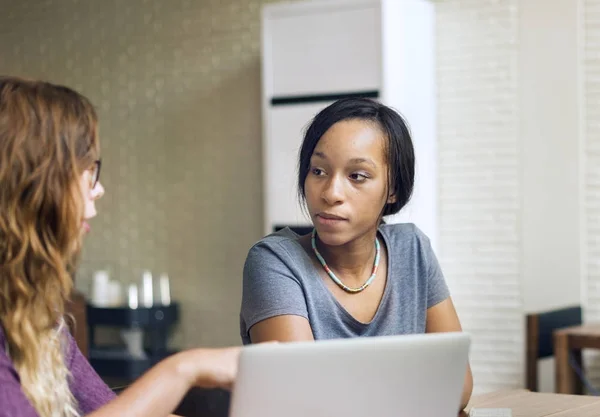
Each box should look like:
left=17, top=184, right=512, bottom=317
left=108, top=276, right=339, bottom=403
left=229, top=332, right=471, bottom=417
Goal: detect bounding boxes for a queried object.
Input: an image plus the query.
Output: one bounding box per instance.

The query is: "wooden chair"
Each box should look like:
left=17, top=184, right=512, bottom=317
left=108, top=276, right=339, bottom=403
left=525, top=305, right=582, bottom=392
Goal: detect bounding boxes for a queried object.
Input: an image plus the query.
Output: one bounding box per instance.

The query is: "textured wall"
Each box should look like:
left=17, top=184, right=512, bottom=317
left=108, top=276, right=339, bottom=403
left=0, top=0, right=279, bottom=348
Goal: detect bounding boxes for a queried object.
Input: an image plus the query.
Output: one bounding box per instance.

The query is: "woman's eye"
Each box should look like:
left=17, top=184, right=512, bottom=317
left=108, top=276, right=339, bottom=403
left=311, top=167, right=325, bottom=176
left=350, top=173, right=368, bottom=182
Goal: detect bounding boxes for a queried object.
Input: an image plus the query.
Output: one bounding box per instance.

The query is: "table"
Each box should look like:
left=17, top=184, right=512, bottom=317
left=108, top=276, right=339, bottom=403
left=463, top=390, right=600, bottom=416
left=554, top=324, right=600, bottom=394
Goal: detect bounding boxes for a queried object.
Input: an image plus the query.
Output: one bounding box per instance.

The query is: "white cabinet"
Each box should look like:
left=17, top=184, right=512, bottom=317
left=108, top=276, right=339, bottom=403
left=264, top=0, right=381, bottom=97
left=265, top=103, right=332, bottom=228
left=261, top=0, right=437, bottom=250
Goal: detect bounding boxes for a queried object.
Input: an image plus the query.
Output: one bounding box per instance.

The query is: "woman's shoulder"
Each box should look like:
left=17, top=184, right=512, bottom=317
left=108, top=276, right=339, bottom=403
left=378, top=222, right=438, bottom=272
left=243, top=228, right=314, bottom=284
left=379, top=222, right=431, bottom=246
left=0, top=324, right=83, bottom=382
left=245, top=227, right=306, bottom=259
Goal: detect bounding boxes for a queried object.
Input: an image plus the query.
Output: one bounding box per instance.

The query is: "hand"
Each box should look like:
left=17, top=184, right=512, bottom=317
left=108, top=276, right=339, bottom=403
left=194, top=346, right=241, bottom=390
left=175, top=347, right=241, bottom=391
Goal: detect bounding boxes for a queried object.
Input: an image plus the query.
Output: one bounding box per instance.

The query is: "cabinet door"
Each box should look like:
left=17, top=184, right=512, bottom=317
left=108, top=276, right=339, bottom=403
left=263, top=0, right=381, bottom=98
left=264, top=102, right=333, bottom=234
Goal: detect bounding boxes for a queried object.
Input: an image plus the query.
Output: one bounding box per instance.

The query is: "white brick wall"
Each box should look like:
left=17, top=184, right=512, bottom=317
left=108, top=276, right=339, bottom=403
left=436, top=0, right=523, bottom=393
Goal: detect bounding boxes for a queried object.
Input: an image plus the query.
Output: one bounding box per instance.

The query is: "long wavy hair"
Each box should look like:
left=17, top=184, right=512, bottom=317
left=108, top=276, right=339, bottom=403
left=0, top=76, right=100, bottom=417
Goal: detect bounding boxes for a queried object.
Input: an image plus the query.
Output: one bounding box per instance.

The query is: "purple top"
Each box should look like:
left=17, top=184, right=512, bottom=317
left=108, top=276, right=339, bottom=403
left=0, top=327, right=115, bottom=416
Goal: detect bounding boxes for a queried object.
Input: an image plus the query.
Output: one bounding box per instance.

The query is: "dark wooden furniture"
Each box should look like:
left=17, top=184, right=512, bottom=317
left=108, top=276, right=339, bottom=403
left=525, top=305, right=582, bottom=392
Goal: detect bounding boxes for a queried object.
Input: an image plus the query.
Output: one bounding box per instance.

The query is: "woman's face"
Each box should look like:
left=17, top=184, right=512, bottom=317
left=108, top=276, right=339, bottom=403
left=303, top=119, right=395, bottom=246
left=79, top=160, right=104, bottom=234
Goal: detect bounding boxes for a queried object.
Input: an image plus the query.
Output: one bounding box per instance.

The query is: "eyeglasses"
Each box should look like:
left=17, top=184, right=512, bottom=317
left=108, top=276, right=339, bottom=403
left=91, top=159, right=102, bottom=189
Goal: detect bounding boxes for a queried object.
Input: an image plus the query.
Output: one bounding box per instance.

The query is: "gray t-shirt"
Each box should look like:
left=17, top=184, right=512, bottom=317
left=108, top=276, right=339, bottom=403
left=240, top=223, right=450, bottom=345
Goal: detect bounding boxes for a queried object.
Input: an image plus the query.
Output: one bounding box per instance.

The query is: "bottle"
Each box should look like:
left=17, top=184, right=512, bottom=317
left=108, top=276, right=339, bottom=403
left=91, top=270, right=110, bottom=307
left=142, top=270, right=154, bottom=308
left=128, top=283, right=139, bottom=309
left=159, top=273, right=171, bottom=306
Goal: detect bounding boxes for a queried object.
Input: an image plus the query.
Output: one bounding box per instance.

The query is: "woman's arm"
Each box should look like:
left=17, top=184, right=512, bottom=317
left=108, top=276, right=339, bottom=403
left=241, top=241, right=312, bottom=344
left=249, top=315, right=314, bottom=343
left=88, top=347, right=240, bottom=417
left=425, top=297, right=473, bottom=410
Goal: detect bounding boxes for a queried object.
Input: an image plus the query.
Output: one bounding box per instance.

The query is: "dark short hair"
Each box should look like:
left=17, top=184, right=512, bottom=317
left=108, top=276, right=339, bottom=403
left=297, top=97, right=415, bottom=217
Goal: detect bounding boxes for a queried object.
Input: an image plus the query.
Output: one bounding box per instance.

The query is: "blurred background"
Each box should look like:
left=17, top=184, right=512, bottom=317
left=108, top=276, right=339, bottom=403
left=0, top=0, right=596, bottom=396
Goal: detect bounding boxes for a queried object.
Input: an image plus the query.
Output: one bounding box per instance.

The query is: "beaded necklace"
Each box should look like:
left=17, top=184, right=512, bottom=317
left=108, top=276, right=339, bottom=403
left=311, top=228, right=380, bottom=294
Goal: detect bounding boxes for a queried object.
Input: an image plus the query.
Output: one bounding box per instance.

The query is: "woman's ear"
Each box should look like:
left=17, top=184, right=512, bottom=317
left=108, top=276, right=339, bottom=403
left=387, top=193, right=397, bottom=204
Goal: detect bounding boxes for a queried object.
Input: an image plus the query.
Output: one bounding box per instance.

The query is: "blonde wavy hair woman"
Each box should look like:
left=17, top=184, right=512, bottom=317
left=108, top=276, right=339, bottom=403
left=0, top=76, right=241, bottom=417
